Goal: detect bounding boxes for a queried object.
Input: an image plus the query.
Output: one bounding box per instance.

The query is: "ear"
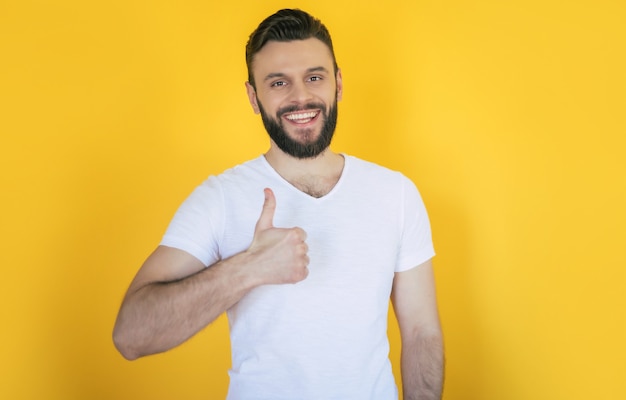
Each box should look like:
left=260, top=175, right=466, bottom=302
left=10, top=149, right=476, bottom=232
left=245, top=82, right=260, bottom=114
left=336, top=69, right=343, bottom=102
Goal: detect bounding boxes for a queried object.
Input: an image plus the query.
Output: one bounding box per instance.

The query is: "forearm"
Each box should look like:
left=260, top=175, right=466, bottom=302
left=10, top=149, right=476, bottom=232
left=401, top=331, right=445, bottom=400
left=113, top=253, right=257, bottom=360
left=113, top=189, right=309, bottom=360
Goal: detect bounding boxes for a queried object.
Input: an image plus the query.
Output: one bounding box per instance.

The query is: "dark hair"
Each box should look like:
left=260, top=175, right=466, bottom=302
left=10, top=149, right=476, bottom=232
left=245, top=9, right=338, bottom=88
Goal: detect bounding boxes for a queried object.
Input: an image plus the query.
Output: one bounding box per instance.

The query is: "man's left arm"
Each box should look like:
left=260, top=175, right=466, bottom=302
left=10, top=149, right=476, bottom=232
left=391, top=259, right=444, bottom=400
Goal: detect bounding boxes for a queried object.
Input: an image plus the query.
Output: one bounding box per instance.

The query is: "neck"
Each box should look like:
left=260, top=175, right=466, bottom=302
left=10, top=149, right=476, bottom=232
left=264, top=146, right=345, bottom=198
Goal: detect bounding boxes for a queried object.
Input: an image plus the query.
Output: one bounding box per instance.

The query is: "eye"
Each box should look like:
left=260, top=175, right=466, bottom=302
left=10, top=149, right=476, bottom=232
left=308, top=76, right=323, bottom=82
left=271, top=80, right=287, bottom=87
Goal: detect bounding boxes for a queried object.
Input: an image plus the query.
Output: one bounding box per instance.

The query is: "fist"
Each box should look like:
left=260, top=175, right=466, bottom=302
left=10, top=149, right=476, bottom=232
left=247, top=188, right=309, bottom=284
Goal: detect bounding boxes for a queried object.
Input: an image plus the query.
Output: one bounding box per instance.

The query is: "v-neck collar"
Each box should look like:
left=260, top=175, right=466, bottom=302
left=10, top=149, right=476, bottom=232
left=259, top=154, right=349, bottom=201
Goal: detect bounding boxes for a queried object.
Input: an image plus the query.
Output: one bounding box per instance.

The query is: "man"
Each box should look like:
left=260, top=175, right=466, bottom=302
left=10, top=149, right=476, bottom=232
left=113, top=9, right=444, bottom=400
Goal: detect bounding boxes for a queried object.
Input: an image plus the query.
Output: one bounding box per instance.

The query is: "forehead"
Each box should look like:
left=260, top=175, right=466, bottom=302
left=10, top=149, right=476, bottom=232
left=251, top=38, right=335, bottom=78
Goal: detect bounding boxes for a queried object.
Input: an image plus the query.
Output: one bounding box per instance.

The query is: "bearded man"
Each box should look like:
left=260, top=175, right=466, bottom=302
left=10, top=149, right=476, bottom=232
left=113, top=9, right=444, bottom=400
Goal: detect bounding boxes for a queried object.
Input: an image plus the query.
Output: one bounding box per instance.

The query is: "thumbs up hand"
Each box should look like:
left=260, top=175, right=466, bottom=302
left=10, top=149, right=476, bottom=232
left=246, top=188, right=309, bottom=285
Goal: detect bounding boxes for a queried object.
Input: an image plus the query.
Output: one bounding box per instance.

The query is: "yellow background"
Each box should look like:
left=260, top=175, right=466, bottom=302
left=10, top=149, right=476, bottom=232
left=1, top=0, right=624, bottom=399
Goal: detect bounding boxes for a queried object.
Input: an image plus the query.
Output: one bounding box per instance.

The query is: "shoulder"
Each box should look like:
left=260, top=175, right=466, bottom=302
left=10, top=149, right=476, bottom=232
left=207, top=155, right=267, bottom=182
left=175, top=156, right=267, bottom=213
left=344, top=154, right=413, bottom=188
left=194, top=155, right=269, bottom=192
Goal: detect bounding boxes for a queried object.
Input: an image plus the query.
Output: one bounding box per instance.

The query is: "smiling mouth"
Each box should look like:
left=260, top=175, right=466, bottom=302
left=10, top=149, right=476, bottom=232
left=283, top=110, right=320, bottom=124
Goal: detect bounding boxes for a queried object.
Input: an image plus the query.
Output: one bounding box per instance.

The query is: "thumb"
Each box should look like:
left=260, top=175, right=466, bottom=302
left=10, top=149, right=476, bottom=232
left=255, top=188, right=276, bottom=232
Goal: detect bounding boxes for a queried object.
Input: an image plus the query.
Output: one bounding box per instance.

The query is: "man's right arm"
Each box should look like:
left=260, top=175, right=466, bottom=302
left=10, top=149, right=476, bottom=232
left=112, top=188, right=308, bottom=360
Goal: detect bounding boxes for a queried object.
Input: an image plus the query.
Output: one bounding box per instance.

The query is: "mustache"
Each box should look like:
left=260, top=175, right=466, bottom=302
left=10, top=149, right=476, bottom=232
left=276, top=103, right=326, bottom=118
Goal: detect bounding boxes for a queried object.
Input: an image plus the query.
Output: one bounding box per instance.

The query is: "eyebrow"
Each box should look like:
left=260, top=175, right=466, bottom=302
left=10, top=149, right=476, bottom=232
left=263, top=66, right=330, bottom=82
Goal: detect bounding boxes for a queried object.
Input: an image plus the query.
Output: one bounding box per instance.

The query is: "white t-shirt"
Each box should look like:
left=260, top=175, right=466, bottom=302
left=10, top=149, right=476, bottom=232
left=161, top=155, right=435, bottom=400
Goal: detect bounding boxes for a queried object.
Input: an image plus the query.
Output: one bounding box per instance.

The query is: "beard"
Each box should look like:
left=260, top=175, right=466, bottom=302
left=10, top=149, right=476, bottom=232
left=258, top=97, right=338, bottom=159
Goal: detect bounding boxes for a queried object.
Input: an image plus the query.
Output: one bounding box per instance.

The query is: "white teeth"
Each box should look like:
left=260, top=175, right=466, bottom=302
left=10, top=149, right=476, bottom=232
left=285, top=111, right=318, bottom=121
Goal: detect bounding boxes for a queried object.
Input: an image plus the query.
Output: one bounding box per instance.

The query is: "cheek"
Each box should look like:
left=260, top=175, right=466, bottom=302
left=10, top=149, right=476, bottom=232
left=257, top=94, right=283, bottom=113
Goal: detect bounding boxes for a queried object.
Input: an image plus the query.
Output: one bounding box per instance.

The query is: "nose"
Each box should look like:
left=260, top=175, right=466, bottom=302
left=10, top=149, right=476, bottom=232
left=289, top=81, right=313, bottom=104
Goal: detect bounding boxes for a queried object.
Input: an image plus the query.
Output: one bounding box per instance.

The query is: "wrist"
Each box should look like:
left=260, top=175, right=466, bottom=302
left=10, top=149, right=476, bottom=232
left=221, top=250, right=266, bottom=290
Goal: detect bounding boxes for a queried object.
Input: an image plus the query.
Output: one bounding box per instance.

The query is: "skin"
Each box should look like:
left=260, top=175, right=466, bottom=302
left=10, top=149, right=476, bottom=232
left=112, top=188, right=309, bottom=360
left=113, top=37, right=444, bottom=399
left=245, top=38, right=345, bottom=194
left=392, top=260, right=445, bottom=399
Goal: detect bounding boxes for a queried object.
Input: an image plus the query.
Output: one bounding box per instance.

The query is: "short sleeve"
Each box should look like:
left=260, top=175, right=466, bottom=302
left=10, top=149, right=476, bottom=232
left=395, top=177, right=435, bottom=272
left=160, top=176, right=225, bottom=266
